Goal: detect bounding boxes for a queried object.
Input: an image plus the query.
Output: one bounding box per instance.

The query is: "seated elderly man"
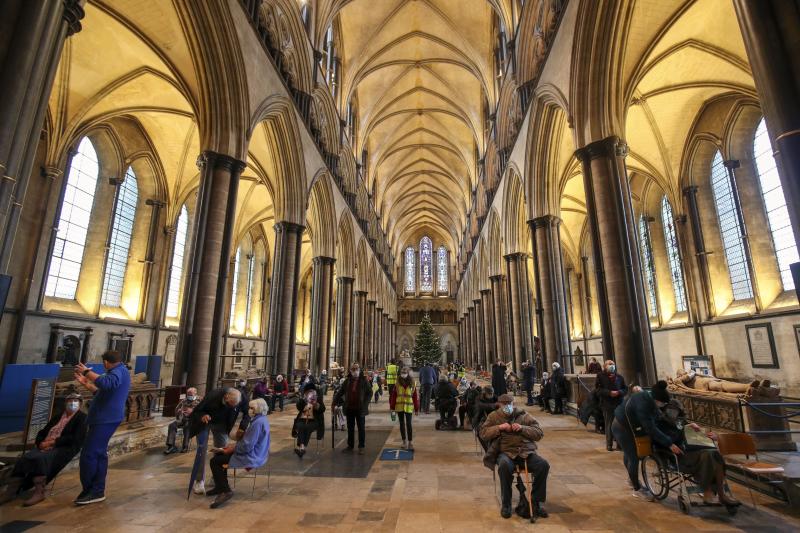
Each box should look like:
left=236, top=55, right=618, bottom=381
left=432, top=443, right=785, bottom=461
left=480, top=394, right=550, bottom=520
left=164, top=387, right=200, bottom=454
left=207, top=398, right=270, bottom=508
left=1, top=393, right=87, bottom=507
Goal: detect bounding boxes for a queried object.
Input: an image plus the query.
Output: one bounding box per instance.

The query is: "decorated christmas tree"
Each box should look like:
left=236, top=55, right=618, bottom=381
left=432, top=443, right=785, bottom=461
left=411, top=314, right=442, bottom=367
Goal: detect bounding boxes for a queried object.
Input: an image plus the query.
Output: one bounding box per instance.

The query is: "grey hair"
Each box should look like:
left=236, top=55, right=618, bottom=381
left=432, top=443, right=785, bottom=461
left=249, top=398, right=268, bottom=416
left=223, top=387, right=242, bottom=403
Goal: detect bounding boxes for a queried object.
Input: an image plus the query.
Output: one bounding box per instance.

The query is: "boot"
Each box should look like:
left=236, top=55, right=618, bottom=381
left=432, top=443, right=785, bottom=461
left=0, top=478, right=22, bottom=505
left=23, top=476, right=46, bottom=507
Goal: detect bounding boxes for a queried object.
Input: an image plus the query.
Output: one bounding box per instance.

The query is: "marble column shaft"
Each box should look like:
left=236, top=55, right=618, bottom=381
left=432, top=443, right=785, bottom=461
left=480, top=289, right=496, bottom=367
left=530, top=216, right=571, bottom=371
left=504, top=254, right=524, bottom=373
left=375, top=307, right=383, bottom=369
left=351, top=290, right=367, bottom=367
left=173, top=152, right=245, bottom=392
left=490, top=274, right=512, bottom=364
left=473, top=299, right=485, bottom=370
left=366, top=300, right=376, bottom=368
left=335, top=276, right=354, bottom=370
left=309, top=256, right=335, bottom=373
left=576, top=136, right=656, bottom=385
left=265, top=221, right=305, bottom=379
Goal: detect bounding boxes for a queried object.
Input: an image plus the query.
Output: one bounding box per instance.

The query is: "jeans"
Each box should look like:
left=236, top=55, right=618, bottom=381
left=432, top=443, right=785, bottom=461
left=210, top=452, right=232, bottom=492
left=270, top=395, right=285, bottom=412
left=496, top=453, right=550, bottom=507
left=611, top=419, right=640, bottom=490
left=345, top=409, right=366, bottom=449
left=397, top=412, right=413, bottom=441
left=421, top=383, right=433, bottom=412
left=166, top=419, right=191, bottom=449
left=80, top=422, right=120, bottom=495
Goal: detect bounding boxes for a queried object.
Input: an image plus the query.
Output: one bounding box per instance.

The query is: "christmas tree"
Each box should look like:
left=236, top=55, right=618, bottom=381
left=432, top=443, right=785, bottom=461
left=411, top=314, right=443, bottom=367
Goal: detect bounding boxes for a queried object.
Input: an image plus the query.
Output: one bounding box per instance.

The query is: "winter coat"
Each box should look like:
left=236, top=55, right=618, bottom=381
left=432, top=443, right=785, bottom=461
left=333, top=375, right=372, bottom=416
left=595, top=371, right=627, bottom=409
left=293, top=396, right=326, bottom=440
left=34, top=410, right=88, bottom=481
left=491, top=364, right=507, bottom=396
left=419, top=365, right=437, bottom=385
left=189, top=388, right=250, bottom=437
left=550, top=367, right=566, bottom=398
left=522, top=365, right=536, bottom=391
left=480, top=407, right=544, bottom=468
left=614, top=391, right=673, bottom=449
left=228, top=413, right=270, bottom=469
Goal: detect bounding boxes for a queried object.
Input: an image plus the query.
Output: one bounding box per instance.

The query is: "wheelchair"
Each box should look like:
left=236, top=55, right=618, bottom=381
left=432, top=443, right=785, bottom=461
left=641, top=447, right=739, bottom=516
left=434, top=397, right=459, bottom=430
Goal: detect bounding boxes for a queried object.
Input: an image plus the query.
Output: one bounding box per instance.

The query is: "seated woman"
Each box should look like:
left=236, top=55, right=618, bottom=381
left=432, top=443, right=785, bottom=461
left=1, top=393, right=87, bottom=507
left=208, top=398, right=270, bottom=509
left=293, top=384, right=325, bottom=458
left=656, top=398, right=740, bottom=506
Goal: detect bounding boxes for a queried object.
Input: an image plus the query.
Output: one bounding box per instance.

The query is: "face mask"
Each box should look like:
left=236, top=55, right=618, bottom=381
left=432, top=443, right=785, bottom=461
left=239, top=382, right=246, bottom=388
left=502, top=404, right=514, bottom=415
left=351, top=370, right=360, bottom=377
left=66, top=401, right=80, bottom=412
left=608, top=365, right=616, bottom=373
left=187, top=395, right=196, bottom=401
left=277, top=377, right=283, bottom=382
left=248, top=408, right=256, bottom=417
left=306, top=392, right=317, bottom=403
left=401, top=372, right=409, bottom=378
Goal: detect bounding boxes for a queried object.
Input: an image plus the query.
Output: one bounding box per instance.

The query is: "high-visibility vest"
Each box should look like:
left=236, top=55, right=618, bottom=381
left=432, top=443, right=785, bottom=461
left=457, top=368, right=465, bottom=379
left=395, top=383, right=415, bottom=413
left=386, top=364, right=398, bottom=385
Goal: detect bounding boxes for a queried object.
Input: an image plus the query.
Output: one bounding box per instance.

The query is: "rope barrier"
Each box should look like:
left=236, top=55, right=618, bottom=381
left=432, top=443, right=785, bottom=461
left=738, top=398, right=800, bottom=420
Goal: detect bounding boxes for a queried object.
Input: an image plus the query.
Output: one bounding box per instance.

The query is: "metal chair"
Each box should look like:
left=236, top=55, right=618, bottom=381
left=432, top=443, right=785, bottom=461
left=491, top=460, right=536, bottom=523
left=717, top=432, right=784, bottom=509
left=228, top=461, right=271, bottom=498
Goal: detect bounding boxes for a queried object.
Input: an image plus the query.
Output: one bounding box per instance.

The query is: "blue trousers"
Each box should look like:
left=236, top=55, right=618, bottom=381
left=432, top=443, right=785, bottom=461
left=80, top=422, right=119, bottom=494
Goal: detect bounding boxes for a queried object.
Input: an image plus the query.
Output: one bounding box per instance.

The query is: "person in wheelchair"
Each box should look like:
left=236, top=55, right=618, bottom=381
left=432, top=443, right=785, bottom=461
left=480, top=394, right=549, bottom=519
left=434, top=376, right=459, bottom=427
left=654, top=398, right=740, bottom=507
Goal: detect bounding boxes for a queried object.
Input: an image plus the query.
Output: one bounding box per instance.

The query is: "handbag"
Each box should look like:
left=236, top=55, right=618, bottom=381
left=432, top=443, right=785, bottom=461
left=625, top=399, right=652, bottom=458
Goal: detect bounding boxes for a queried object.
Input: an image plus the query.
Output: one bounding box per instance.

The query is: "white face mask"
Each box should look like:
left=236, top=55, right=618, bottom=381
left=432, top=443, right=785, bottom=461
left=66, top=401, right=80, bottom=412
left=186, top=395, right=196, bottom=401
left=502, top=404, right=514, bottom=415
left=400, top=372, right=409, bottom=378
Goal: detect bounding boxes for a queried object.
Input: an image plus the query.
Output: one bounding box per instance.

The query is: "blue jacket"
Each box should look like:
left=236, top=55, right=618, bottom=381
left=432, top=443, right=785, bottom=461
left=87, top=363, right=131, bottom=425
left=228, top=414, right=270, bottom=469
left=419, top=365, right=437, bottom=385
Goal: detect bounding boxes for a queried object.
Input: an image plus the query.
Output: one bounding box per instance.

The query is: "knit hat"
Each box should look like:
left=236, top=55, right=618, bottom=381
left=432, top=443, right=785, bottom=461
left=651, top=380, right=670, bottom=403
left=497, top=394, right=514, bottom=404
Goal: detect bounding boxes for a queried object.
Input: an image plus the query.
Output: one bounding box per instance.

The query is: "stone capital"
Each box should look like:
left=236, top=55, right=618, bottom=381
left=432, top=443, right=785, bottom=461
left=196, top=150, right=246, bottom=174
left=274, top=220, right=306, bottom=234
left=337, top=276, right=355, bottom=284
left=529, top=214, right=561, bottom=229
left=489, top=274, right=506, bottom=282
left=354, top=290, right=368, bottom=296
left=575, top=135, right=627, bottom=162
left=480, top=288, right=492, bottom=295
left=64, top=0, right=86, bottom=36
left=312, top=255, right=336, bottom=266
left=503, top=252, right=526, bottom=262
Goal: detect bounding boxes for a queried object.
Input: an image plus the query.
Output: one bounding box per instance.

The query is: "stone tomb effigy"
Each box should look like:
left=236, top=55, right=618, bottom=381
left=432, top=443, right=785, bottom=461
left=55, top=369, right=158, bottom=426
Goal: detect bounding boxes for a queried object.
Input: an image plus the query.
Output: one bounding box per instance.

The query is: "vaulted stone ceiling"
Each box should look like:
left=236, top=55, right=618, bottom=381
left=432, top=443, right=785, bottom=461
left=336, top=0, right=497, bottom=258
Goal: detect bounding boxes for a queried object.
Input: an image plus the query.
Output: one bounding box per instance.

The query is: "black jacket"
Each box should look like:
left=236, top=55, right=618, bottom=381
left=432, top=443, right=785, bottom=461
left=435, top=381, right=458, bottom=402
left=522, top=366, right=536, bottom=390
left=293, top=396, right=327, bottom=440
left=595, top=371, right=627, bottom=409
left=189, top=388, right=250, bottom=438
left=34, top=410, right=88, bottom=481
left=550, top=367, right=566, bottom=397
left=471, top=396, right=498, bottom=430
left=491, top=364, right=507, bottom=396
left=614, top=391, right=673, bottom=449
left=333, top=375, right=372, bottom=416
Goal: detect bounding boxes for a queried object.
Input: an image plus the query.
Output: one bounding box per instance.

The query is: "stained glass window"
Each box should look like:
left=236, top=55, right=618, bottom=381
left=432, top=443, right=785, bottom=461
left=230, top=247, right=241, bottom=328
left=46, top=137, right=99, bottom=299
left=753, top=118, right=798, bottom=290
left=437, top=245, right=448, bottom=294
left=165, top=206, right=189, bottom=318
left=710, top=150, right=753, bottom=300
left=404, top=247, right=415, bottom=293
left=660, top=197, right=687, bottom=312
left=101, top=167, right=138, bottom=307
left=637, top=216, right=658, bottom=317
left=245, top=253, right=255, bottom=334
left=419, top=236, right=433, bottom=292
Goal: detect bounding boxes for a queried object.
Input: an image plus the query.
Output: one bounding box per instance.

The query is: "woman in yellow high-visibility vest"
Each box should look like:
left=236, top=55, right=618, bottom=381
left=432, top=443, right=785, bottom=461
left=389, top=368, right=419, bottom=451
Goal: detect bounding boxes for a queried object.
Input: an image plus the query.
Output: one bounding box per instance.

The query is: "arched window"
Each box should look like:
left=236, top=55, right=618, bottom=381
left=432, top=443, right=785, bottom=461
left=753, top=118, right=798, bottom=290
left=404, top=247, right=415, bottom=293
left=244, top=253, right=255, bottom=334
left=710, top=150, right=753, bottom=300
left=637, top=216, right=658, bottom=317
left=101, top=167, right=138, bottom=307
left=230, top=247, right=241, bottom=328
left=419, top=236, right=433, bottom=292
left=660, top=197, right=687, bottom=312
left=437, top=245, right=448, bottom=294
left=165, top=205, right=189, bottom=319
left=45, top=137, right=99, bottom=299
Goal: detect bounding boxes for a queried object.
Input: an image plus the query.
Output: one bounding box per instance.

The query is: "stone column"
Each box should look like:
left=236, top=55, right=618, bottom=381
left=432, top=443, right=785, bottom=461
left=458, top=318, right=464, bottom=363
left=374, top=307, right=383, bottom=369
left=309, top=256, right=335, bottom=373
left=383, top=313, right=390, bottom=366
left=733, top=0, right=800, bottom=251
left=480, top=288, right=496, bottom=368
left=0, top=0, right=85, bottom=270
left=264, top=221, right=305, bottom=379
left=490, top=274, right=512, bottom=364
left=473, top=298, right=486, bottom=370
left=575, top=136, right=656, bottom=385
left=366, top=300, right=376, bottom=368
left=173, top=152, right=245, bottom=392
left=351, top=290, right=367, bottom=367
left=335, top=276, right=354, bottom=370
left=504, top=254, right=525, bottom=373
left=519, top=255, right=536, bottom=369
left=530, top=216, right=571, bottom=371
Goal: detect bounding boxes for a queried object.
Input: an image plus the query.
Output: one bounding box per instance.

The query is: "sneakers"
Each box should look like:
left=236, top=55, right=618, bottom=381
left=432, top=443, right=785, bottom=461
left=164, top=446, right=179, bottom=455
left=632, top=488, right=655, bottom=502
left=75, top=492, right=106, bottom=505
left=193, top=480, right=206, bottom=494
left=72, top=489, right=88, bottom=503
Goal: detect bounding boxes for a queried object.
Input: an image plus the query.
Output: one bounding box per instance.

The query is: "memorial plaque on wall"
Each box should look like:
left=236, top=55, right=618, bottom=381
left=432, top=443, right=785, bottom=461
left=23, top=378, right=56, bottom=447
left=746, top=323, right=778, bottom=369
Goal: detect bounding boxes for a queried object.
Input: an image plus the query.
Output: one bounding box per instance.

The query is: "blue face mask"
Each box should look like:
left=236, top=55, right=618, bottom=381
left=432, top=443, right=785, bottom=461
left=502, top=404, right=514, bottom=415
left=608, top=365, right=616, bottom=373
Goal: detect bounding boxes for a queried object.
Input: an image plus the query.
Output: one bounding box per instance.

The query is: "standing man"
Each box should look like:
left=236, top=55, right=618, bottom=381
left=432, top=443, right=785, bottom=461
left=550, top=362, right=566, bottom=415
left=419, top=362, right=437, bottom=414
left=491, top=360, right=507, bottom=396
left=333, top=363, right=372, bottom=454
left=522, top=361, right=536, bottom=406
left=595, top=359, right=627, bottom=451
left=385, top=359, right=398, bottom=397
left=73, top=351, right=131, bottom=505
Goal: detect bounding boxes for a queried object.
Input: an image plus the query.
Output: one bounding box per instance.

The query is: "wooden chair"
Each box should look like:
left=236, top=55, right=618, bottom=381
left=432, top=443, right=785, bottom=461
left=716, top=432, right=784, bottom=508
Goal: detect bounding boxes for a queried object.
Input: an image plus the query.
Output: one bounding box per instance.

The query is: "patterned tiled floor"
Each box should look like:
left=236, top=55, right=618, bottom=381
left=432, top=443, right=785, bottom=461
left=2, top=388, right=799, bottom=532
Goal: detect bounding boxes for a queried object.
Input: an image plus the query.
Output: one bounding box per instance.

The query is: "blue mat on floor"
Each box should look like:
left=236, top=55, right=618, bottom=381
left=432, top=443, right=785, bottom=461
left=380, top=448, right=414, bottom=461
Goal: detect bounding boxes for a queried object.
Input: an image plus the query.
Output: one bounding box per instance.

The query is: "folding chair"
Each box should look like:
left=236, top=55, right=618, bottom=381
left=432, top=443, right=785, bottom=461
left=717, top=432, right=784, bottom=509
left=228, top=461, right=271, bottom=498
left=491, top=460, right=536, bottom=523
